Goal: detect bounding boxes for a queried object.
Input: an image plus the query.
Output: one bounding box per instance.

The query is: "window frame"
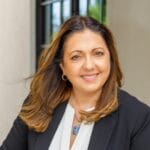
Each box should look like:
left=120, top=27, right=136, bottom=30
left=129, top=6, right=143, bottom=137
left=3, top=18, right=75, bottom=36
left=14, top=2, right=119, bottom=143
left=36, top=0, right=106, bottom=68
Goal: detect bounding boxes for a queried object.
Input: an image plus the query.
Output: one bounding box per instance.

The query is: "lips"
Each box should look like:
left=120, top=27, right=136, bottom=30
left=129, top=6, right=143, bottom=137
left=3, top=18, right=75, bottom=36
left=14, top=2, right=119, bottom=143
left=81, top=73, right=99, bottom=82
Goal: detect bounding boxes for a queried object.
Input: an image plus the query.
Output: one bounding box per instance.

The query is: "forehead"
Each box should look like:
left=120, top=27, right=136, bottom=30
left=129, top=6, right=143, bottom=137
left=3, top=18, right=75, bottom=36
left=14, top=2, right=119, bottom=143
left=63, top=29, right=108, bottom=52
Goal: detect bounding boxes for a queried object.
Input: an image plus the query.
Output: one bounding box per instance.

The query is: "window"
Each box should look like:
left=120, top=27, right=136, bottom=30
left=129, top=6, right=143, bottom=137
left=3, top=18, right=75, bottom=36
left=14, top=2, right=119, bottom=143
left=36, top=0, right=107, bottom=67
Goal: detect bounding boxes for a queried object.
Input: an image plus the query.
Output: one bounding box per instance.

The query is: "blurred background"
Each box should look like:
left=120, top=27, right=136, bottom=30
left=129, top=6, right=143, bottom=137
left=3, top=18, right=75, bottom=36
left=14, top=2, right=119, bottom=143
left=0, top=0, right=150, bottom=144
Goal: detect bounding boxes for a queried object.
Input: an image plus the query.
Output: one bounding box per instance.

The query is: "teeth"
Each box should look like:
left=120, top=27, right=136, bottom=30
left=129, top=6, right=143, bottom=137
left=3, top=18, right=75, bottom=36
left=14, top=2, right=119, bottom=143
left=83, top=75, right=96, bottom=78
left=82, top=74, right=97, bottom=81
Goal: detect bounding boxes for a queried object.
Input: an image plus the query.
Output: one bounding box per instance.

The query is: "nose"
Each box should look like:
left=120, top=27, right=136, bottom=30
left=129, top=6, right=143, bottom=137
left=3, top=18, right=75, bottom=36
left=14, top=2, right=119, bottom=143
left=83, top=56, right=95, bottom=71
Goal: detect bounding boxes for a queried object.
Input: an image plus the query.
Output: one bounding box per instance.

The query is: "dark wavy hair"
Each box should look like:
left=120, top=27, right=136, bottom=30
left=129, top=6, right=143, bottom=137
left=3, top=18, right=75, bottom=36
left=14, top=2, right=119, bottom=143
left=19, top=15, right=123, bottom=132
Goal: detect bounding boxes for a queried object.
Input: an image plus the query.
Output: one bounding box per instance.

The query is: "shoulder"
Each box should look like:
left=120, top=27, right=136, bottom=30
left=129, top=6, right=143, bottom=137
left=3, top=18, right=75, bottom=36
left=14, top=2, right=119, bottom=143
left=117, top=89, right=150, bottom=134
left=117, top=90, right=150, bottom=149
left=118, top=89, right=150, bottom=114
left=0, top=117, right=28, bottom=150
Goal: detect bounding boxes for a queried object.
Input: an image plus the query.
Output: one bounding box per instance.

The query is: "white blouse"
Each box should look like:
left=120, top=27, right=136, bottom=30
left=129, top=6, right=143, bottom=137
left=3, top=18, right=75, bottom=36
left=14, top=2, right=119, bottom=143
left=49, top=103, right=94, bottom=150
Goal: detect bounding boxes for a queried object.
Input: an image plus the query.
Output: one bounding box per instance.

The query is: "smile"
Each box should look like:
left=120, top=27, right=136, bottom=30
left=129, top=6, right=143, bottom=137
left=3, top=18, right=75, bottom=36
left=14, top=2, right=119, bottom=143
left=81, top=73, right=99, bottom=82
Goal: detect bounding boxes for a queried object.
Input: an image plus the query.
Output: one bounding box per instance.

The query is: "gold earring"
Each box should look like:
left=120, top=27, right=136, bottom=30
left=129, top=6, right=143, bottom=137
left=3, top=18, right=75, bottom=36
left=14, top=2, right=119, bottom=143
left=62, top=74, right=67, bottom=81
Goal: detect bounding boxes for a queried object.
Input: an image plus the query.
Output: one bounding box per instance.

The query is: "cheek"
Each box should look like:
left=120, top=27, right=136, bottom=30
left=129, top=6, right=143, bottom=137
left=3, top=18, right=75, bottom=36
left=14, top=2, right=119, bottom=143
left=104, top=54, right=111, bottom=72
left=62, top=63, right=80, bottom=77
left=98, top=57, right=111, bottom=71
left=99, top=60, right=111, bottom=81
left=105, top=60, right=111, bottom=75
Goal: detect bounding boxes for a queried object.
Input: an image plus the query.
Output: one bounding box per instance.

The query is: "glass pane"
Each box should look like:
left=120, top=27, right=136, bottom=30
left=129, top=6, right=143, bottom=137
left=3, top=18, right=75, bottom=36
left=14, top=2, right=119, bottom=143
left=88, top=0, right=107, bottom=24
left=45, top=5, right=51, bottom=45
left=89, top=0, right=101, bottom=21
left=52, top=2, right=61, bottom=35
left=63, top=0, right=71, bottom=21
left=90, top=0, right=97, bottom=6
left=79, top=0, right=88, bottom=15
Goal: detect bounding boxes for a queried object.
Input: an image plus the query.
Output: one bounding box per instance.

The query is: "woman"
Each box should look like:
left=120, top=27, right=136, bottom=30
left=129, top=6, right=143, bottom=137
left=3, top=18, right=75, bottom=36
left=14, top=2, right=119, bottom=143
left=1, top=16, right=150, bottom=150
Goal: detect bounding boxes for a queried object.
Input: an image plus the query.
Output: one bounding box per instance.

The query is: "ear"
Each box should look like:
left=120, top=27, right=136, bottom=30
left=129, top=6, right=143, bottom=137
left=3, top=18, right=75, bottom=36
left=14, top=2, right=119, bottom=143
left=59, top=63, right=64, bottom=73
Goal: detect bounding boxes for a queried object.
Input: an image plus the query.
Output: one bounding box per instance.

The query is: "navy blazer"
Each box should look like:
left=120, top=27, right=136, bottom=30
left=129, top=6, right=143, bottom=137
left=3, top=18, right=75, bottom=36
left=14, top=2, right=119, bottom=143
left=1, top=90, right=150, bottom=150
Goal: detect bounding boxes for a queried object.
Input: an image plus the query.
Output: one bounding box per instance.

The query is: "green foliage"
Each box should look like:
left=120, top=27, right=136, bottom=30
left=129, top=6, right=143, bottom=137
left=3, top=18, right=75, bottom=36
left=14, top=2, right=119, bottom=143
left=88, top=0, right=107, bottom=25
left=89, top=5, right=101, bottom=21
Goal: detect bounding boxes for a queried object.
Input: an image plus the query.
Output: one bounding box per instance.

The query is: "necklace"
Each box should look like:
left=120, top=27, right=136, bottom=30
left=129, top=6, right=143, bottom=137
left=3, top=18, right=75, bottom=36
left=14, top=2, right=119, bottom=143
left=72, top=111, right=81, bottom=136
left=72, top=124, right=80, bottom=135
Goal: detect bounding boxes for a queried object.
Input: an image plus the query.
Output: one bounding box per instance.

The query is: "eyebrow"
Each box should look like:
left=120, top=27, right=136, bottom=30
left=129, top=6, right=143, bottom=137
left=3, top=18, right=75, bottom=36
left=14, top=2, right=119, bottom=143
left=92, top=47, right=104, bottom=51
left=70, top=47, right=104, bottom=54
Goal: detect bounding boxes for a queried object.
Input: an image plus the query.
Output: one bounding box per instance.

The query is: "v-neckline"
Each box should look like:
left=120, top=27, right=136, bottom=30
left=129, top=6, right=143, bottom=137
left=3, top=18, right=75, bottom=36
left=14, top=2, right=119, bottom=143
left=36, top=101, right=117, bottom=150
left=64, top=103, right=81, bottom=150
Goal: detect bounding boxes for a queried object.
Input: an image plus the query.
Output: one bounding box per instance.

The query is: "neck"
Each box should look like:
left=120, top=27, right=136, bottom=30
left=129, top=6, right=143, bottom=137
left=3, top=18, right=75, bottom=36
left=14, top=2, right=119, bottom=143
left=69, top=89, right=101, bottom=111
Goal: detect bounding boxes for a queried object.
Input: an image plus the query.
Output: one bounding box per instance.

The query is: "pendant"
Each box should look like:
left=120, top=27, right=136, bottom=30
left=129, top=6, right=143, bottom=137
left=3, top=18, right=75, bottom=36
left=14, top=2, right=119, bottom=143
left=72, top=125, right=80, bottom=135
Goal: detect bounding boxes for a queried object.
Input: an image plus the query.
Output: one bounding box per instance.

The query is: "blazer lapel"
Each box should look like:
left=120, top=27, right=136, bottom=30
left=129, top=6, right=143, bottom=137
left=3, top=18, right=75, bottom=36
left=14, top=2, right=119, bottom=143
left=34, top=102, right=117, bottom=150
left=35, top=102, right=67, bottom=150
left=88, top=111, right=117, bottom=150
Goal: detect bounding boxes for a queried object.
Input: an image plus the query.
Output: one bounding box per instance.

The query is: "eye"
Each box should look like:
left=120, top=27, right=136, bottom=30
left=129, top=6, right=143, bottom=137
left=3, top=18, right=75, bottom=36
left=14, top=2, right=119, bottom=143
left=71, top=55, right=81, bottom=60
left=95, top=51, right=104, bottom=56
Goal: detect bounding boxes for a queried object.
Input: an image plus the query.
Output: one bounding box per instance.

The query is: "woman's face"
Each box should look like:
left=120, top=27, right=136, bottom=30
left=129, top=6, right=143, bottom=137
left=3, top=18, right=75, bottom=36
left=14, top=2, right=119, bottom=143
left=60, top=29, right=111, bottom=94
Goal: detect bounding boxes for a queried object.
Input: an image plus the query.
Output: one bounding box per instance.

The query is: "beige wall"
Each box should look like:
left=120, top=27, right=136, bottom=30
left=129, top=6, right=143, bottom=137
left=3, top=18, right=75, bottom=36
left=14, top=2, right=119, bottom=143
left=0, top=0, right=35, bottom=144
left=107, top=0, right=150, bottom=104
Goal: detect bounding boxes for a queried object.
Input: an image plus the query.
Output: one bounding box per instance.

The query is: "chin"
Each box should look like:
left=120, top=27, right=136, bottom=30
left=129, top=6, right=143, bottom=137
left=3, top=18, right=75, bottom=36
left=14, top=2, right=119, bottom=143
left=79, top=86, right=102, bottom=94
